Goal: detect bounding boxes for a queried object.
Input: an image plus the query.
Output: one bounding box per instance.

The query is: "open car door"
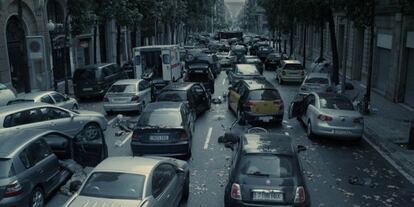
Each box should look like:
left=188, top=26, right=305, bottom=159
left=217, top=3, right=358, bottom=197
left=73, top=129, right=108, bottom=167
left=288, top=93, right=307, bottom=119
left=133, top=48, right=142, bottom=79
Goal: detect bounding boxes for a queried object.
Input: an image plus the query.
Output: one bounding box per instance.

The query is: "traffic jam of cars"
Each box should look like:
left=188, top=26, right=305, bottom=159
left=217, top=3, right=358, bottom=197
left=2, top=30, right=391, bottom=207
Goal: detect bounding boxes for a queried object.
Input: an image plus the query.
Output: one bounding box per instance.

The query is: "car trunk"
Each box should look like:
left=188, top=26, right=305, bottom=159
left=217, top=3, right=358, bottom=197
left=142, top=51, right=163, bottom=80
left=240, top=176, right=295, bottom=205
left=248, top=100, right=281, bottom=115
left=319, top=109, right=362, bottom=128
left=69, top=195, right=142, bottom=207
left=246, top=90, right=283, bottom=115
left=106, top=93, right=137, bottom=104
left=135, top=128, right=186, bottom=144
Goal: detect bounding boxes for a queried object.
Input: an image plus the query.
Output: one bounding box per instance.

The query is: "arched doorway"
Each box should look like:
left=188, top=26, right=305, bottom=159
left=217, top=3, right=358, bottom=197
left=6, top=15, right=30, bottom=93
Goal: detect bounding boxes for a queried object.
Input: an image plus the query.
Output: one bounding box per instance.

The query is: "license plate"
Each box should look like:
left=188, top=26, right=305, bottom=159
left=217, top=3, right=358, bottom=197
left=149, top=135, right=169, bottom=141
left=82, top=88, right=93, bottom=91
left=259, top=116, right=273, bottom=122
left=114, top=98, right=127, bottom=101
left=194, top=70, right=204, bottom=73
left=335, top=130, right=352, bottom=135
left=252, top=191, right=283, bottom=201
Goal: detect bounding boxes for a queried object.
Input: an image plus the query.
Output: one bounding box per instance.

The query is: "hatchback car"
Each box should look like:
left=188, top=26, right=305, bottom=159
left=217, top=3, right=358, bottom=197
left=224, top=133, right=310, bottom=207
left=0, top=102, right=107, bottom=140
left=0, top=129, right=107, bottom=207
left=65, top=156, right=189, bottom=207
left=276, top=60, right=306, bottom=85
left=73, top=63, right=127, bottom=99
left=265, top=53, right=288, bottom=71
left=299, top=73, right=334, bottom=94
left=7, top=91, right=79, bottom=110
left=0, top=83, right=16, bottom=107
left=244, top=56, right=264, bottom=75
left=228, top=79, right=284, bottom=125
left=157, top=82, right=211, bottom=116
left=289, top=92, right=364, bottom=141
left=228, top=64, right=264, bottom=86
left=184, top=63, right=215, bottom=94
left=131, top=102, right=195, bottom=159
left=103, top=79, right=152, bottom=115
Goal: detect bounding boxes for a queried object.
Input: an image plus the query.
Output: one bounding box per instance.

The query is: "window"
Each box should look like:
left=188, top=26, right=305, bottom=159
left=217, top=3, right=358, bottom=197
left=40, top=95, right=55, bottom=104
left=73, top=69, right=96, bottom=82
left=319, top=95, right=354, bottom=110
left=152, top=164, right=176, bottom=197
left=20, top=139, right=52, bottom=168
left=157, top=91, right=187, bottom=102
left=3, top=109, right=42, bottom=128
left=134, top=55, right=141, bottom=65
left=51, top=93, right=66, bottom=103
left=137, top=110, right=182, bottom=128
left=108, top=84, right=137, bottom=93
left=239, top=155, right=293, bottom=178
left=102, top=66, right=113, bottom=77
left=248, top=90, right=281, bottom=100
left=162, top=54, right=170, bottom=64
left=284, top=64, right=303, bottom=70
left=39, top=107, right=71, bottom=120
left=306, top=95, right=316, bottom=106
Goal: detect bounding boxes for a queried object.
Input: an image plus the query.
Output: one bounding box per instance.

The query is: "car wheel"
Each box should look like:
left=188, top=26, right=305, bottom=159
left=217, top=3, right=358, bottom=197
left=307, top=121, right=315, bottom=139
left=237, top=110, right=246, bottom=126
left=82, top=123, right=102, bottom=141
left=182, top=173, right=190, bottom=200
left=72, top=104, right=79, bottom=110
left=30, top=187, right=44, bottom=207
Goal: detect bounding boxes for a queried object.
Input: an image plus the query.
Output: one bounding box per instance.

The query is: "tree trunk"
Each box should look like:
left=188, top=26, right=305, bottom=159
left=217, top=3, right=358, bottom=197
left=319, top=15, right=324, bottom=61
left=302, top=25, right=307, bottom=69
left=17, top=0, right=30, bottom=93
left=116, top=24, right=121, bottom=65
left=93, top=25, right=98, bottom=64
left=363, top=15, right=375, bottom=114
left=131, top=27, right=137, bottom=48
left=328, top=9, right=340, bottom=85
left=278, top=28, right=282, bottom=53
left=289, top=26, right=294, bottom=58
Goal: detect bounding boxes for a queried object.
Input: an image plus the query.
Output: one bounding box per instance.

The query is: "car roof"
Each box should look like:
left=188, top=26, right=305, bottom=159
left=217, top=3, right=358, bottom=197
left=0, top=102, right=51, bottom=114
left=242, top=133, right=294, bottom=156
left=0, top=130, right=62, bottom=158
left=187, top=63, right=210, bottom=69
left=236, top=64, right=258, bottom=71
left=282, top=60, right=302, bottom=64
left=113, top=79, right=142, bottom=85
left=146, top=102, right=183, bottom=111
left=307, top=73, right=330, bottom=79
left=163, top=82, right=195, bottom=91
left=241, top=79, right=276, bottom=90
left=92, top=156, right=162, bottom=175
left=16, top=91, right=55, bottom=99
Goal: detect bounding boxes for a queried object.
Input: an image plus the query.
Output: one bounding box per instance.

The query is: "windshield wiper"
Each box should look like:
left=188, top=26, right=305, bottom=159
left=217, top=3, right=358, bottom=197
left=247, top=171, right=270, bottom=177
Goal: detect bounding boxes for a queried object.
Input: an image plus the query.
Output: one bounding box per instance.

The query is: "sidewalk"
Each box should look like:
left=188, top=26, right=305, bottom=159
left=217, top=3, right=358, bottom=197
left=296, top=53, right=414, bottom=182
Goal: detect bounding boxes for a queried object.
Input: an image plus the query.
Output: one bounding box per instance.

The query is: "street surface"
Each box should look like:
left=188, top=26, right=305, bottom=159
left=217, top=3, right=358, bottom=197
left=48, top=70, right=414, bottom=207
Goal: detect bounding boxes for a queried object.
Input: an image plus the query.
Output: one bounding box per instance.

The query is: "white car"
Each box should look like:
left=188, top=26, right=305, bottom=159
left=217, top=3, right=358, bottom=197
left=0, top=83, right=16, bottom=106
left=276, top=60, right=306, bottom=85
left=7, top=91, right=79, bottom=110
left=299, top=73, right=334, bottom=94
left=103, top=79, right=152, bottom=115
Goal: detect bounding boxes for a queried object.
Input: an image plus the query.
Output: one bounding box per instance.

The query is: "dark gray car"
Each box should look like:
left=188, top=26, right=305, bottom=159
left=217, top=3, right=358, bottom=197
left=0, top=130, right=107, bottom=207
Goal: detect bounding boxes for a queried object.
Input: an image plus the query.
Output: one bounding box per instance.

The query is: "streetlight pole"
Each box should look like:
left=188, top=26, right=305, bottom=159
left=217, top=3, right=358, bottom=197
left=63, top=13, right=69, bottom=95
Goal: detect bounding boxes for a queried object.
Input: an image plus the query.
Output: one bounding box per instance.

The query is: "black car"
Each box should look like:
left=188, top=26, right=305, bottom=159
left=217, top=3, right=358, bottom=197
left=224, top=133, right=310, bottom=207
left=250, top=41, right=270, bottom=56
left=73, top=63, right=127, bottom=99
left=131, top=102, right=195, bottom=159
left=157, top=82, right=211, bottom=116
left=186, top=52, right=220, bottom=78
left=257, top=45, right=274, bottom=62
left=265, top=53, right=288, bottom=71
left=184, top=63, right=215, bottom=94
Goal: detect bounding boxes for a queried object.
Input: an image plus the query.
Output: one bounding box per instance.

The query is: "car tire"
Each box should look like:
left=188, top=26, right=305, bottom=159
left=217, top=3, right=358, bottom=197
left=72, top=104, right=79, bottom=110
left=307, top=121, right=315, bottom=139
left=82, top=123, right=102, bottom=141
left=237, top=110, right=246, bottom=126
left=29, top=187, right=44, bottom=207
left=182, top=173, right=190, bottom=200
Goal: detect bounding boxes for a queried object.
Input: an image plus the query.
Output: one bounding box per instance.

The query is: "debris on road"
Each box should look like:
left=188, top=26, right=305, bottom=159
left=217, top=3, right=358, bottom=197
left=212, top=97, right=223, bottom=104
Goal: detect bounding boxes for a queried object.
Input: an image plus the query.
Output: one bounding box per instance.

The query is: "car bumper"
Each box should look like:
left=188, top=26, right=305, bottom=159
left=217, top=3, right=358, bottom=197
left=245, top=112, right=284, bottom=123
left=313, top=121, right=364, bottom=140
left=131, top=141, right=190, bottom=156
left=0, top=189, right=32, bottom=206
left=279, top=76, right=304, bottom=82
left=227, top=199, right=308, bottom=207
left=103, top=102, right=141, bottom=112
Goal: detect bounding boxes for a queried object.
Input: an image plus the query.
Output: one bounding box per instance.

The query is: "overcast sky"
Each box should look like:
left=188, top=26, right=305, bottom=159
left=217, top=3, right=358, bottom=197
left=224, top=0, right=246, bottom=3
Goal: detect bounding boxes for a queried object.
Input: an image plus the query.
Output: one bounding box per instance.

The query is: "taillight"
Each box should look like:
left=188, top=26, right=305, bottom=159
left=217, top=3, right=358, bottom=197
left=353, top=117, right=364, bottom=124
left=243, top=101, right=255, bottom=108
left=132, top=131, right=140, bottom=140
left=4, top=180, right=23, bottom=197
left=294, top=186, right=306, bottom=204
left=230, top=183, right=242, bottom=200
left=131, top=95, right=139, bottom=102
left=180, top=131, right=188, bottom=140
left=318, top=114, right=333, bottom=121
left=103, top=96, right=109, bottom=102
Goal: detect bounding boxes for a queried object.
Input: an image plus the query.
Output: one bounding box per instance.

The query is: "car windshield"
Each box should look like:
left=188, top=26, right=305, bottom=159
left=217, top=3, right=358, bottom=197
left=108, top=84, right=136, bottom=93
left=237, top=66, right=259, bottom=75
left=305, top=77, right=329, bottom=85
left=138, top=110, right=182, bottom=127
left=249, top=90, right=281, bottom=101
left=80, top=172, right=145, bottom=200
left=157, top=91, right=187, bottom=102
left=0, top=159, right=13, bottom=178
left=187, top=73, right=209, bottom=82
left=73, top=69, right=96, bottom=81
left=320, top=95, right=354, bottom=110
left=239, top=155, right=293, bottom=178
left=0, top=83, right=7, bottom=90
left=285, top=64, right=303, bottom=70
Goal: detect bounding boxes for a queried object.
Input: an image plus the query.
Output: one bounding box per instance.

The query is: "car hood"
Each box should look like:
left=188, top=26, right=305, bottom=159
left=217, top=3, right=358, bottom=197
left=75, top=110, right=105, bottom=118
left=67, top=195, right=142, bottom=207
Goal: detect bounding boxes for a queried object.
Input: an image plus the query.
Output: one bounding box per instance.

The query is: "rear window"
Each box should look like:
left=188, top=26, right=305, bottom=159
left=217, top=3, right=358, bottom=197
left=80, top=172, right=145, bottom=200
left=157, top=91, right=187, bottom=102
left=108, top=84, right=136, bottom=93
left=0, top=159, right=13, bottom=178
left=73, top=69, right=96, bottom=81
left=236, top=66, right=259, bottom=75
left=138, top=110, right=182, bottom=127
left=319, top=96, right=354, bottom=110
left=239, top=155, right=293, bottom=178
left=187, top=73, right=209, bottom=82
left=284, top=64, right=303, bottom=70
left=249, top=90, right=281, bottom=100
left=305, top=77, right=329, bottom=85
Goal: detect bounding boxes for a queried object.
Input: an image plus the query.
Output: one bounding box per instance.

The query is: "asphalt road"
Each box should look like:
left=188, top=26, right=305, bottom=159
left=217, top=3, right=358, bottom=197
left=47, top=70, right=414, bottom=207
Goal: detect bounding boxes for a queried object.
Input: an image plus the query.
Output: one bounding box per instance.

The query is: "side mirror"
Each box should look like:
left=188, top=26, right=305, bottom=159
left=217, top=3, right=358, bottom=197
left=297, top=145, right=307, bottom=153
left=224, top=142, right=234, bottom=151
left=176, top=167, right=185, bottom=174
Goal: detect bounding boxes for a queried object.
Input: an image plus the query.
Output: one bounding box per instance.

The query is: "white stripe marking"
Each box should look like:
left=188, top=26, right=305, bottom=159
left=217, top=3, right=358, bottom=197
left=115, top=133, right=133, bottom=147
left=204, top=128, right=213, bottom=150
left=107, top=117, right=117, bottom=125
left=222, top=78, right=226, bottom=85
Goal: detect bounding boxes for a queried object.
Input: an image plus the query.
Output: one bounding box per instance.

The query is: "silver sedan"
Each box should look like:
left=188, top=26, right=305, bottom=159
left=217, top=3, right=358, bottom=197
left=0, top=83, right=16, bottom=106
left=289, top=92, right=364, bottom=141
left=7, top=91, right=79, bottom=110
left=65, top=156, right=189, bottom=207
left=299, top=73, right=334, bottom=94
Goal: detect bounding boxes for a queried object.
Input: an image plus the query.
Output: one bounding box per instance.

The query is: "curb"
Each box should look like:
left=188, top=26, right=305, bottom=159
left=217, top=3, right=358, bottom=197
left=363, top=127, right=414, bottom=184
